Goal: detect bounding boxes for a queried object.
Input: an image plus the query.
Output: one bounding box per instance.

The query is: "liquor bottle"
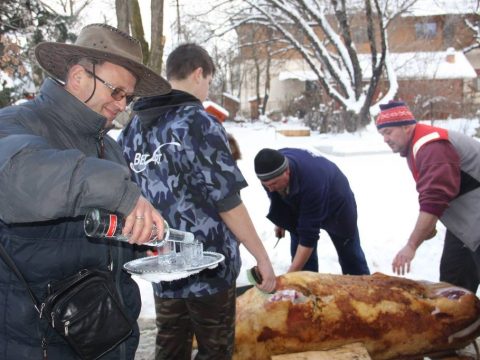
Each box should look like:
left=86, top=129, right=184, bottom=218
left=84, top=208, right=194, bottom=246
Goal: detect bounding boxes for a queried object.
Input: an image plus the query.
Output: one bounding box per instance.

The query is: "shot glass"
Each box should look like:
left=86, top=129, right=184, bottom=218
left=157, top=240, right=176, bottom=268
left=180, top=242, right=195, bottom=267
left=191, top=241, right=203, bottom=266
left=180, top=240, right=203, bottom=267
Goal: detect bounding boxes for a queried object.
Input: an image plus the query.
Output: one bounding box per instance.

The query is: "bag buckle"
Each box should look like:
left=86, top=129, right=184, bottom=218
left=37, top=303, right=45, bottom=318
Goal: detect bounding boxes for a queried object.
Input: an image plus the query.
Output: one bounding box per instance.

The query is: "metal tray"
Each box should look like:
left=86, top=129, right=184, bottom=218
left=123, top=251, right=225, bottom=282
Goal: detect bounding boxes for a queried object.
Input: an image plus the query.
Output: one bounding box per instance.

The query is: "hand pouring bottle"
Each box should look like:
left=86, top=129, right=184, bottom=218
left=84, top=208, right=194, bottom=246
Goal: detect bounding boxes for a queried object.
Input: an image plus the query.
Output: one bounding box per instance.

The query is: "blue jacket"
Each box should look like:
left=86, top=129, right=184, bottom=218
left=0, top=79, right=141, bottom=359
left=265, top=148, right=358, bottom=247
left=119, top=90, right=246, bottom=298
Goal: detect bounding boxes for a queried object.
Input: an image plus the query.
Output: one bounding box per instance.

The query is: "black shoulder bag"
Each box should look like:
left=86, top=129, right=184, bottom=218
left=0, top=243, right=134, bottom=360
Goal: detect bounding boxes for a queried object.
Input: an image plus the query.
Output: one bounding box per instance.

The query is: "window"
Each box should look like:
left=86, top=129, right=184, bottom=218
left=415, top=22, right=437, bottom=39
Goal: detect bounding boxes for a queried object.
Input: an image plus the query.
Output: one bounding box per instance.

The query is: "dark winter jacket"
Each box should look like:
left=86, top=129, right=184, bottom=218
left=119, top=90, right=246, bottom=298
left=0, top=79, right=142, bottom=359
left=265, top=148, right=358, bottom=247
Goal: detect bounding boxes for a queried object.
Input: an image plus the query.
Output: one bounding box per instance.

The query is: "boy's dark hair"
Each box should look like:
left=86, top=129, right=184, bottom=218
left=166, top=43, right=215, bottom=81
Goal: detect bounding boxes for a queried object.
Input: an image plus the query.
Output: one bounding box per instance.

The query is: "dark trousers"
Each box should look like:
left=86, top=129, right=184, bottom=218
left=290, top=227, right=370, bottom=275
left=440, top=230, right=480, bottom=293
left=154, top=284, right=236, bottom=360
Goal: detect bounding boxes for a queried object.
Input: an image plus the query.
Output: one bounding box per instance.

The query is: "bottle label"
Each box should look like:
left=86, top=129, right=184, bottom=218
left=106, top=214, right=118, bottom=237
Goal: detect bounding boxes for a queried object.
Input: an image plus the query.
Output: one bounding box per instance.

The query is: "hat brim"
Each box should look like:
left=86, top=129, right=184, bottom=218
left=256, top=158, right=289, bottom=181
left=376, top=119, right=417, bottom=129
left=35, top=42, right=171, bottom=97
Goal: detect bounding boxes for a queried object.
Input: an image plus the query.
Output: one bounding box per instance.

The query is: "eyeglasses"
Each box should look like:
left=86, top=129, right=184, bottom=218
left=83, top=68, right=135, bottom=105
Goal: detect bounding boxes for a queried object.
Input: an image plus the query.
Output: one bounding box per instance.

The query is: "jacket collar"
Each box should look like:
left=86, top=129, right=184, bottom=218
left=132, top=89, right=201, bottom=128
left=39, top=78, right=107, bottom=136
left=285, top=158, right=299, bottom=198
left=134, top=89, right=200, bottom=112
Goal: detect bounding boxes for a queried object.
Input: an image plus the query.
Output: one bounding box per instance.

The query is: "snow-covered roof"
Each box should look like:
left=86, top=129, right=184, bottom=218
left=279, top=70, right=318, bottom=82
left=222, top=92, right=240, bottom=103
left=203, top=100, right=229, bottom=117
left=360, top=50, right=477, bottom=80
left=402, top=0, right=477, bottom=17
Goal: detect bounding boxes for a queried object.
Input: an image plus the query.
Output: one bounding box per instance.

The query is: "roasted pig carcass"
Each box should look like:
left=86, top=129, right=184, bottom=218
left=234, top=272, right=480, bottom=360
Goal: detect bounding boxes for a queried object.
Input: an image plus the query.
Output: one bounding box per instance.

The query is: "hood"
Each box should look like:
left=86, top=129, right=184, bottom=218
left=132, top=89, right=201, bottom=129
left=134, top=89, right=200, bottom=113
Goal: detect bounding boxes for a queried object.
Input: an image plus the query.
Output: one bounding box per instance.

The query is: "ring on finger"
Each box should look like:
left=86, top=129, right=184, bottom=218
left=135, top=216, right=145, bottom=220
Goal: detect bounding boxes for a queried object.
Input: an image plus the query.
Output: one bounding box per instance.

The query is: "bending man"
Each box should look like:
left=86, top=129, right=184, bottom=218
left=254, top=148, right=370, bottom=275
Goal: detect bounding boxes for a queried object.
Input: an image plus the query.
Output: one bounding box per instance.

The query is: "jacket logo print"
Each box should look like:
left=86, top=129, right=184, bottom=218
left=130, top=142, right=181, bottom=173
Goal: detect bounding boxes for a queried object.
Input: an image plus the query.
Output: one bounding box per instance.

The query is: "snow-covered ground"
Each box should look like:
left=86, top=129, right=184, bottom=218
left=125, top=117, right=480, bottom=319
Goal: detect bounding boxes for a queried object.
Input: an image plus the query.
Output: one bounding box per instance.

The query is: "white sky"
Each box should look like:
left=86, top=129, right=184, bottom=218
left=115, top=117, right=480, bottom=319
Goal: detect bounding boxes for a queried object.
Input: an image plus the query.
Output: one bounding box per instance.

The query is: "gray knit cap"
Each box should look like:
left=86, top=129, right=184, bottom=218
left=254, top=148, right=288, bottom=181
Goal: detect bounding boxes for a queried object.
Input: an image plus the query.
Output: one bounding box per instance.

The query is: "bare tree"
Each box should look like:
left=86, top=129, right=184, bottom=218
left=115, top=0, right=129, bottom=33
left=115, top=0, right=165, bottom=74
left=0, top=0, right=84, bottom=103
left=233, top=20, right=297, bottom=119
left=463, top=0, right=480, bottom=53
left=149, top=0, right=165, bottom=74
left=46, top=0, right=94, bottom=17
left=166, top=0, right=243, bottom=105
left=227, top=0, right=416, bottom=130
left=238, top=24, right=270, bottom=119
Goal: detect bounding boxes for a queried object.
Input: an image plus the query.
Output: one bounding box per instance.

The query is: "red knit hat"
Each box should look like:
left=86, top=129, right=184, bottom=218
left=376, top=101, right=416, bottom=129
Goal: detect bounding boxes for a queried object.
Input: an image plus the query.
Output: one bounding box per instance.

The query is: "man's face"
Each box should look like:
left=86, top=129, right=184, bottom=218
left=261, top=169, right=290, bottom=193
left=79, top=62, right=137, bottom=127
left=378, top=126, right=411, bottom=154
left=197, top=73, right=213, bottom=102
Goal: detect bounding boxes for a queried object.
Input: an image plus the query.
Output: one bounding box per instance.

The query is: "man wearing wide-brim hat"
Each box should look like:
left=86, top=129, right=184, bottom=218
left=0, top=23, right=170, bottom=359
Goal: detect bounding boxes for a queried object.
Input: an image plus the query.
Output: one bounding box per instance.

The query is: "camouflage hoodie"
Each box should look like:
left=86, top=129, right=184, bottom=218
left=119, top=90, right=247, bottom=298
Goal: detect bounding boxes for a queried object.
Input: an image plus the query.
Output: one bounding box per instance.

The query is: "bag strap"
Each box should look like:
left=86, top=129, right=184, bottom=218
left=0, top=242, right=42, bottom=314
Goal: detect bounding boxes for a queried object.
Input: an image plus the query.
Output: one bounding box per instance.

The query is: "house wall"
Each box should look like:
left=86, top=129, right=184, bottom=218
left=353, top=14, right=476, bottom=53
left=222, top=95, right=240, bottom=120
left=240, top=60, right=476, bottom=119
left=239, top=59, right=311, bottom=115
left=375, top=78, right=473, bottom=119
left=268, top=78, right=306, bottom=112
left=237, top=14, right=476, bottom=59
left=235, top=11, right=478, bottom=120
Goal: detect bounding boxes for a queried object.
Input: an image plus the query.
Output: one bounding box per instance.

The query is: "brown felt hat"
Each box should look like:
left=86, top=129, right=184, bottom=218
left=34, top=23, right=171, bottom=96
